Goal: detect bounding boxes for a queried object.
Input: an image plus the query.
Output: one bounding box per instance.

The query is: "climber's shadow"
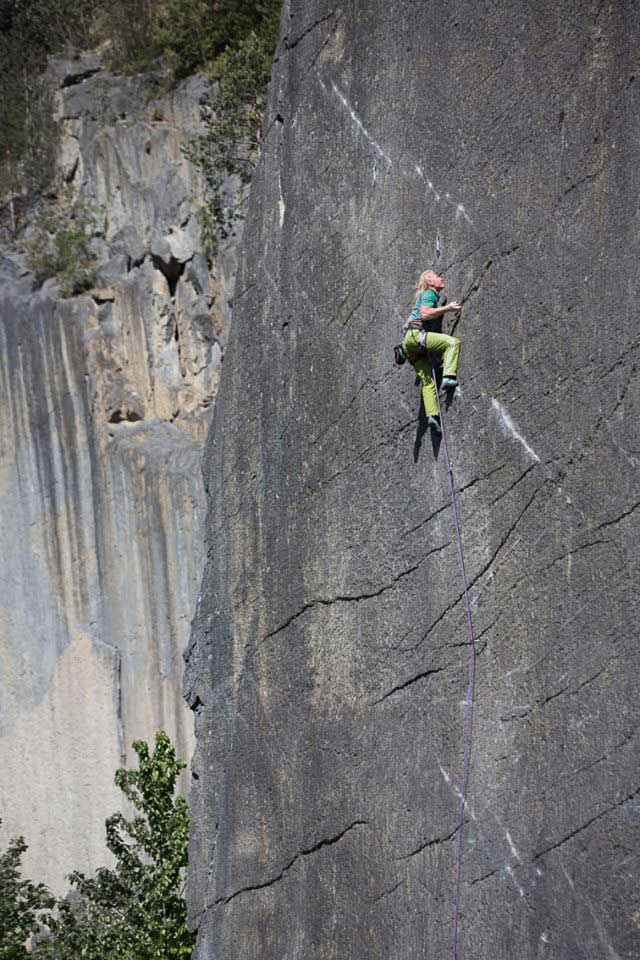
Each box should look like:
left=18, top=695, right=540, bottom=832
left=413, top=358, right=451, bottom=462
left=413, top=400, right=429, bottom=462
left=413, top=391, right=442, bottom=462
left=429, top=415, right=442, bottom=459
left=442, top=383, right=456, bottom=413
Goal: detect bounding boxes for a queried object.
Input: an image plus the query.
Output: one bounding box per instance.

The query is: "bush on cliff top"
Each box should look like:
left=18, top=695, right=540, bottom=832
left=101, top=0, right=278, bottom=78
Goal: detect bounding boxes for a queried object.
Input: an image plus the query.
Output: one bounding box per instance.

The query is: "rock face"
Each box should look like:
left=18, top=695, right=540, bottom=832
left=0, top=52, right=236, bottom=891
left=185, top=2, right=640, bottom=958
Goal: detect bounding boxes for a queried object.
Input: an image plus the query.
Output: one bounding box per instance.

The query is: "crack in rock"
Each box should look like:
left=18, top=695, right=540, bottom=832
left=261, top=542, right=449, bottom=644
left=209, top=820, right=368, bottom=908
left=284, top=11, right=336, bottom=50
left=533, top=785, right=640, bottom=862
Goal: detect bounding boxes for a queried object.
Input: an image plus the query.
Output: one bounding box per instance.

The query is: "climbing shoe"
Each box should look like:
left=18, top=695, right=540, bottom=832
left=441, top=377, right=458, bottom=390
left=427, top=416, right=442, bottom=433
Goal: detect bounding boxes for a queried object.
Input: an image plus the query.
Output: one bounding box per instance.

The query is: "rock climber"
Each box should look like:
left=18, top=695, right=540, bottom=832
left=402, top=269, right=461, bottom=432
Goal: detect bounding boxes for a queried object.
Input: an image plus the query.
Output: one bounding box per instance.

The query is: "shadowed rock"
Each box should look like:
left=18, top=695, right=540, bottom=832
left=185, top=2, right=640, bottom=958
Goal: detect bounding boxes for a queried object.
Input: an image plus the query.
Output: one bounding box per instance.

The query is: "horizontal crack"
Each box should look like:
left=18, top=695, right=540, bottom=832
left=262, top=542, right=449, bottom=644
left=501, top=662, right=613, bottom=724
left=532, top=785, right=640, bottom=862
left=590, top=499, right=640, bottom=535
left=209, top=820, right=368, bottom=908
left=372, top=664, right=448, bottom=706
left=395, top=825, right=459, bottom=861
left=370, top=880, right=405, bottom=903
left=468, top=865, right=501, bottom=887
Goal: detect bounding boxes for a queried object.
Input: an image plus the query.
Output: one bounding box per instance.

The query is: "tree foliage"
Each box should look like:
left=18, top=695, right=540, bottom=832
left=37, top=732, right=194, bottom=960
left=186, top=0, right=281, bottom=251
left=0, top=733, right=192, bottom=960
left=0, top=0, right=97, bottom=212
left=26, top=196, right=100, bottom=297
left=0, top=826, right=54, bottom=960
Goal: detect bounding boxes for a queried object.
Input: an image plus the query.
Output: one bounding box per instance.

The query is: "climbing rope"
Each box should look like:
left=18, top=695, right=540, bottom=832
left=431, top=361, right=477, bottom=960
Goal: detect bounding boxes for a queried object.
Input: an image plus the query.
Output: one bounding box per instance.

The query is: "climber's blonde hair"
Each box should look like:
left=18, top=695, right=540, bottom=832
left=415, top=270, right=440, bottom=295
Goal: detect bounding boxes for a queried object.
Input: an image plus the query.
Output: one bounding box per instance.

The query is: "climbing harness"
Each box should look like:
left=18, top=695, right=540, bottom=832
left=394, top=320, right=429, bottom=366
left=431, top=360, right=477, bottom=960
left=403, top=318, right=424, bottom=332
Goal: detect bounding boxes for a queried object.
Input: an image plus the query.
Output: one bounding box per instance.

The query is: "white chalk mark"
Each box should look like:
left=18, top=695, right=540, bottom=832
left=456, top=202, right=474, bottom=225
left=320, top=75, right=477, bottom=228
left=278, top=175, right=285, bottom=227
left=261, top=263, right=279, bottom=294
left=437, top=762, right=477, bottom=821
left=563, top=867, right=623, bottom=959
left=491, top=398, right=541, bottom=463
left=471, top=526, right=546, bottom=609
left=540, top=933, right=550, bottom=943
left=413, top=164, right=442, bottom=201
left=439, top=761, right=531, bottom=903
left=505, top=655, right=545, bottom=678
left=506, top=864, right=525, bottom=897
left=329, top=81, right=393, bottom=164
left=505, top=830, right=522, bottom=862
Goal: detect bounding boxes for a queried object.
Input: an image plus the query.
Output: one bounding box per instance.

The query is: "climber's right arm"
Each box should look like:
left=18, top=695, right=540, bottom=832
left=420, top=300, right=461, bottom=321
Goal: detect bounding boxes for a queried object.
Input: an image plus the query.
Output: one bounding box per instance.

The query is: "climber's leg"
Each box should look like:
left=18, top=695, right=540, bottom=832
left=402, top=329, right=420, bottom=363
left=425, top=331, right=460, bottom=379
left=413, top=355, right=439, bottom=417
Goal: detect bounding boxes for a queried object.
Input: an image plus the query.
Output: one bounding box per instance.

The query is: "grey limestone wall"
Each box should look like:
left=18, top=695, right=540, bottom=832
left=0, top=52, right=237, bottom=892
left=185, top=1, right=640, bottom=958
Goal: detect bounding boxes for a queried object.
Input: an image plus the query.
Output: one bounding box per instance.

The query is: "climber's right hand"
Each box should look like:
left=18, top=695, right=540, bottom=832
left=447, top=300, right=462, bottom=312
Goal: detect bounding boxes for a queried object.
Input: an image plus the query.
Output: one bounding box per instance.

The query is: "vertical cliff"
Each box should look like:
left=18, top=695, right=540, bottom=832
left=185, top=1, right=640, bottom=957
left=0, top=52, right=236, bottom=891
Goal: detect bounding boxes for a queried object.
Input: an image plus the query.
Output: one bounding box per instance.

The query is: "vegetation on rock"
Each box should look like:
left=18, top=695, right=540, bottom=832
left=0, top=733, right=192, bottom=960
left=186, top=0, right=281, bottom=251
left=1, top=1, right=280, bottom=205
left=26, top=195, right=101, bottom=296
left=0, top=0, right=95, bottom=206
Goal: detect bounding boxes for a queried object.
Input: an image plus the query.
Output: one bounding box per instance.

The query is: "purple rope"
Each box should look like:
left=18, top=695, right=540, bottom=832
left=431, top=361, right=476, bottom=960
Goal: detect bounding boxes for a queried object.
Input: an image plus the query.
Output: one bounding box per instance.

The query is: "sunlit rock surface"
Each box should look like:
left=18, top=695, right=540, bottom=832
left=185, top=2, right=640, bottom=958
left=0, top=51, right=236, bottom=891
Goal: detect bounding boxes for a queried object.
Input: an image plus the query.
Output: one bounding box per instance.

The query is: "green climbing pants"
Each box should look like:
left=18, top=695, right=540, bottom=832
left=402, top=330, right=460, bottom=417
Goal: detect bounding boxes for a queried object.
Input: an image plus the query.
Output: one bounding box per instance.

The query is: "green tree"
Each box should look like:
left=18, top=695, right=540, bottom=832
left=38, top=732, right=194, bottom=960
left=0, top=0, right=95, bottom=203
left=93, top=0, right=161, bottom=75
left=186, top=0, right=281, bottom=250
left=0, top=825, right=54, bottom=960
left=155, top=0, right=278, bottom=78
